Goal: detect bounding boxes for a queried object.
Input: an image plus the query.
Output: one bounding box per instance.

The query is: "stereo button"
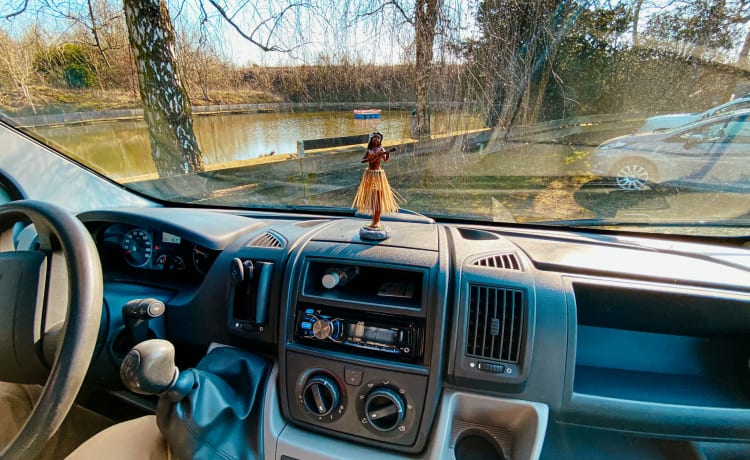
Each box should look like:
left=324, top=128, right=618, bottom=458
left=345, top=367, right=363, bottom=386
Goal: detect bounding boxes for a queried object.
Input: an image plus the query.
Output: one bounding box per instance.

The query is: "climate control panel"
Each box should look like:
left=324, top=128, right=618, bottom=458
left=285, top=351, right=427, bottom=446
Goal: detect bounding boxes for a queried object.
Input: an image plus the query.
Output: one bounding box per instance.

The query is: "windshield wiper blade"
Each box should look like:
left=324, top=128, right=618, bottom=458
left=357, top=208, right=435, bottom=224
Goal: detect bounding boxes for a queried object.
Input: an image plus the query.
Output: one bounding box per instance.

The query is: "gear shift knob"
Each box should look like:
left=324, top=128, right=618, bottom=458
left=120, top=339, right=178, bottom=395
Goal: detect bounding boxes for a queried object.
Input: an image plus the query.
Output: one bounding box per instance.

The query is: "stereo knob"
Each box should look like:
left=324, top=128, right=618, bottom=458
left=364, top=387, right=406, bottom=432
left=302, top=374, right=341, bottom=417
left=311, top=318, right=341, bottom=340
left=312, top=319, right=332, bottom=339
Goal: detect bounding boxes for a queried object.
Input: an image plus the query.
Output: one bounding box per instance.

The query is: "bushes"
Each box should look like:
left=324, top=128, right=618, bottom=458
left=63, top=63, right=97, bottom=89
left=36, top=43, right=98, bottom=89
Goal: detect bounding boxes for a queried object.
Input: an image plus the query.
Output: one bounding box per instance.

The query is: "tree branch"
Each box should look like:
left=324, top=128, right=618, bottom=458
left=206, top=0, right=303, bottom=52
left=358, top=1, right=413, bottom=26
left=3, top=0, right=29, bottom=20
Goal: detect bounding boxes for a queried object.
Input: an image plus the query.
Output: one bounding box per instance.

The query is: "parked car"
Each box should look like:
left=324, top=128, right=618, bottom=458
left=592, top=110, right=750, bottom=191
left=639, top=95, right=750, bottom=132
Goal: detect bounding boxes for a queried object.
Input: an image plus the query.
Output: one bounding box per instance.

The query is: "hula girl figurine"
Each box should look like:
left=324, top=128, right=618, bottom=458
left=352, top=131, right=402, bottom=240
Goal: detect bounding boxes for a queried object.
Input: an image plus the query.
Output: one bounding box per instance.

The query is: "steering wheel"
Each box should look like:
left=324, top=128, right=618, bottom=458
left=0, top=200, right=102, bottom=460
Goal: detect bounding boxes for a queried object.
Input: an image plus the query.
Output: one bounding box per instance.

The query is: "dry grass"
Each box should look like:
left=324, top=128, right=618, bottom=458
left=189, top=88, right=282, bottom=106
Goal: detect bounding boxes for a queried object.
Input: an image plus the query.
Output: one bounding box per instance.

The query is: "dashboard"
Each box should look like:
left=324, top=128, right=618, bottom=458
left=76, top=206, right=750, bottom=459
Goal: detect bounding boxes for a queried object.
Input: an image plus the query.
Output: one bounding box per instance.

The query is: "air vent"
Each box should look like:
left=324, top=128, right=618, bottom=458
left=249, top=232, right=283, bottom=248
left=466, top=285, right=524, bottom=364
left=471, top=253, right=521, bottom=270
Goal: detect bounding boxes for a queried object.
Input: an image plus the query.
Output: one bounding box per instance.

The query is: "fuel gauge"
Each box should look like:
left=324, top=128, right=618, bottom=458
left=155, top=254, right=186, bottom=272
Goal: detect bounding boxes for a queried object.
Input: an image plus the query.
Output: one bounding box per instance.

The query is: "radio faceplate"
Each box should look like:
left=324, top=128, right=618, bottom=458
left=294, top=306, right=424, bottom=361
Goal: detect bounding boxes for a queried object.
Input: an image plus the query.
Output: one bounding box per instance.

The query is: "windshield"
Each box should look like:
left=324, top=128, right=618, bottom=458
left=1, top=0, right=749, bottom=236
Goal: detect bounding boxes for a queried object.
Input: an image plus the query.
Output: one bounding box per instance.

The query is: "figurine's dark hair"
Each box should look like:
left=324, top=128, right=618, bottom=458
left=367, top=131, right=383, bottom=150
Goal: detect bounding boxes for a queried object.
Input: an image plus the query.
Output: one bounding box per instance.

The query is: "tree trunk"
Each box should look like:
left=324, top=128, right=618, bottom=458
left=632, top=0, right=644, bottom=47
left=738, top=27, right=750, bottom=67
left=485, top=78, right=505, bottom=128
left=87, top=0, right=111, bottom=69
left=530, top=57, right=552, bottom=121
left=414, top=0, right=440, bottom=138
left=123, top=0, right=204, bottom=177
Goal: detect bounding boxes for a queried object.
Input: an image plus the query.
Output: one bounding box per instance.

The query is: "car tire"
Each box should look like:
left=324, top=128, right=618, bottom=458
left=613, top=158, right=658, bottom=191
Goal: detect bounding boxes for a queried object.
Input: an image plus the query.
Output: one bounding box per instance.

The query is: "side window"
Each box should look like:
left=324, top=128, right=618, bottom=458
left=678, top=121, right=725, bottom=143
left=714, top=101, right=750, bottom=116
left=705, top=124, right=725, bottom=141
left=722, top=115, right=750, bottom=144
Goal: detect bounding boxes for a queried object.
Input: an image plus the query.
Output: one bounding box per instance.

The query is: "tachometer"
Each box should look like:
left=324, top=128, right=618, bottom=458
left=122, top=228, right=153, bottom=267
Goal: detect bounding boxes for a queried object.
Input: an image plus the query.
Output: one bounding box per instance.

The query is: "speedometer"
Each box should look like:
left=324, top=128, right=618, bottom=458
left=122, top=228, right=153, bottom=267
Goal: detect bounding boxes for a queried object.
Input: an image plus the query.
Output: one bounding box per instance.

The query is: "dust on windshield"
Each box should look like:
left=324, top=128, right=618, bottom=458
left=1, top=1, right=749, bottom=234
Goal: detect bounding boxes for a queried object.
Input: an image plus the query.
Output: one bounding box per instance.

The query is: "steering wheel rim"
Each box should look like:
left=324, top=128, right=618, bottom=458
left=0, top=200, right=102, bottom=460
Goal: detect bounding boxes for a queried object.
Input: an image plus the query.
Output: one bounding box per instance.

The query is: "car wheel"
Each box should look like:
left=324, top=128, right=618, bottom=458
left=613, top=159, right=657, bottom=191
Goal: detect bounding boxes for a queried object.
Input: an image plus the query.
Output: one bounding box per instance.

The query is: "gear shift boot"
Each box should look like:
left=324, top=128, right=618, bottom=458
left=120, top=340, right=272, bottom=460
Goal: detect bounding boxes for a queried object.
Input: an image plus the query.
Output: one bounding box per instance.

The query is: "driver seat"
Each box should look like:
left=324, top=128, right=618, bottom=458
left=0, top=382, right=113, bottom=460
left=66, top=415, right=168, bottom=460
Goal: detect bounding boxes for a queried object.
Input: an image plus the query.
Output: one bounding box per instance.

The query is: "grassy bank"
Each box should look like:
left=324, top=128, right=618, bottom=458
left=0, top=86, right=282, bottom=117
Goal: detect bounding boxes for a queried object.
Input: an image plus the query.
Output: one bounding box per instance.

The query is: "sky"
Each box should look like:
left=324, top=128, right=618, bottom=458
left=174, top=0, right=480, bottom=66
left=1, top=0, right=745, bottom=67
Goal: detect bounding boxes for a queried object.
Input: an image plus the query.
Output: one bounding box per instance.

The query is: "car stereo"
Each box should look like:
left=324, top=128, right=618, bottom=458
left=294, top=306, right=423, bottom=360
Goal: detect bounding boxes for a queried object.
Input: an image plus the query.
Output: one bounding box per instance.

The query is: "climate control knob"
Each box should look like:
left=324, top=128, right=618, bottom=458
left=302, top=374, right=341, bottom=417
left=364, top=387, right=406, bottom=432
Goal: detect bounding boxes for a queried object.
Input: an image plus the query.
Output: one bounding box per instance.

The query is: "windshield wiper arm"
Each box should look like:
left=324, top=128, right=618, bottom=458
left=536, top=217, right=750, bottom=228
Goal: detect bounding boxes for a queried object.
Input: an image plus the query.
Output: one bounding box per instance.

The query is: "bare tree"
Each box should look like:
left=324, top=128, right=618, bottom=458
left=0, top=29, right=40, bottom=113
left=632, top=0, right=644, bottom=46
left=414, top=0, right=440, bottom=137
left=123, top=0, right=204, bottom=176
left=738, top=26, right=750, bottom=66
left=728, top=0, right=750, bottom=65
left=329, top=0, right=442, bottom=136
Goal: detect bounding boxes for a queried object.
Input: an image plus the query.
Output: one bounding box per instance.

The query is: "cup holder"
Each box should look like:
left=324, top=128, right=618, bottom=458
left=454, top=428, right=508, bottom=460
left=432, top=391, right=548, bottom=459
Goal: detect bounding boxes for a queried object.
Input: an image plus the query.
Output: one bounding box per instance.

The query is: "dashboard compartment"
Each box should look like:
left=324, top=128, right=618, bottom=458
left=565, top=277, right=750, bottom=439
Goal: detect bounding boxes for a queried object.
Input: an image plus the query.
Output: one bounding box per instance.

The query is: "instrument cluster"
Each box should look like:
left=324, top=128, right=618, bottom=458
left=98, top=223, right=218, bottom=276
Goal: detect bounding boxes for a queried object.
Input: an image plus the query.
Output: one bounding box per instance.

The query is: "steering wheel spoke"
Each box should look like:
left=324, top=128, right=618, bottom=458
left=0, top=250, right=49, bottom=384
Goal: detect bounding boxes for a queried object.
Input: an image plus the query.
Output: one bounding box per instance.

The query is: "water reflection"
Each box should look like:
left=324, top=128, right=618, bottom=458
left=35, top=110, right=412, bottom=179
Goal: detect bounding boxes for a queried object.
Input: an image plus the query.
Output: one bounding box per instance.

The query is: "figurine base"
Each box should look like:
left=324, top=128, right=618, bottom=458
left=359, top=225, right=390, bottom=241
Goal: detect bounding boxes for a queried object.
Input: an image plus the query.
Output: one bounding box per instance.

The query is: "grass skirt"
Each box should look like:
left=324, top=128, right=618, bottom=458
left=352, top=169, right=402, bottom=214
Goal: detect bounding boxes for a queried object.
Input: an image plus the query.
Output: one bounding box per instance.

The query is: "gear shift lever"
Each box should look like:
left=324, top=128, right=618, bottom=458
left=120, top=339, right=192, bottom=400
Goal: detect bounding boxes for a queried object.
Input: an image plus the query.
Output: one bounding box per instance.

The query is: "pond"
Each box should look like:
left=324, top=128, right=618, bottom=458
left=34, top=110, right=421, bottom=179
